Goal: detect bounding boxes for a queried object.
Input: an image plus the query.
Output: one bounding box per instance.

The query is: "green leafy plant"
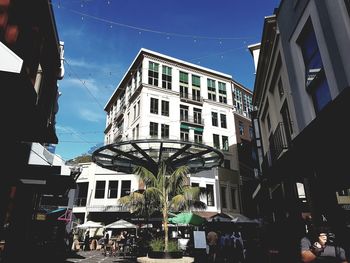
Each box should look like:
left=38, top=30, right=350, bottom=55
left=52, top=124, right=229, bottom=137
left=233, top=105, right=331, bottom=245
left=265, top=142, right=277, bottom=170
left=149, top=238, right=164, bottom=252
left=119, top=161, right=205, bottom=252
left=149, top=238, right=179, bottom=252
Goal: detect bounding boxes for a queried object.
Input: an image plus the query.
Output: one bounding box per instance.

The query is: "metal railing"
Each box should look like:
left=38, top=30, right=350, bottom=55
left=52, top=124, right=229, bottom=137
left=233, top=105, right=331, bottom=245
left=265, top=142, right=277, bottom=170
left=180, top=114, right=204, bottom=125
left=180, top=92, right=203, bottom=103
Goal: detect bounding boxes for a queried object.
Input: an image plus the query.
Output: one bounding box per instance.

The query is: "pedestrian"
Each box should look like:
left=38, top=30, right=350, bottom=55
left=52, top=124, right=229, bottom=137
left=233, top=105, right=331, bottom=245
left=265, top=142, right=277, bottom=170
left=300, top=225, right=348, bottom=263
left=231, top=231, right=244, bottom=263
left=84, top=230, right=90, bottom=251
left=207, top=230, right=218, bottom=263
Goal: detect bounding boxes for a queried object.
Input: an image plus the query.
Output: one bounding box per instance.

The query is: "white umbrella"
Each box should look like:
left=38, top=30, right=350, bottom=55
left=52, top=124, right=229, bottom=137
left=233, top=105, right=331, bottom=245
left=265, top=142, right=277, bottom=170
left=105, top=219, right=137, bottom=229
left=76, top=220, right=104, bottom=229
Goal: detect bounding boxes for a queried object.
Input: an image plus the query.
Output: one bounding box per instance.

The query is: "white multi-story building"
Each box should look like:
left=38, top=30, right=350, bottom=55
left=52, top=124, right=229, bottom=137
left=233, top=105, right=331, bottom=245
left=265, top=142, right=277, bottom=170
left=74, top=49, right=254, bottom=224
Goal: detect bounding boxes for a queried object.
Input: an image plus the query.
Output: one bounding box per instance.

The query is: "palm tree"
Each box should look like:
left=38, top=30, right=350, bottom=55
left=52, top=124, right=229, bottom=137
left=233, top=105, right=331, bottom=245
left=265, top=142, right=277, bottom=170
left=119, top=161, right=205, bottom=252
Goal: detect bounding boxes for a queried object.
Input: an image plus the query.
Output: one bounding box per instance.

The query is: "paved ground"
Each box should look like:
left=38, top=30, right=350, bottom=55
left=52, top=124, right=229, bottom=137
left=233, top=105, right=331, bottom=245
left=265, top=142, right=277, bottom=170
left=64, top=250, right=137, bottom=263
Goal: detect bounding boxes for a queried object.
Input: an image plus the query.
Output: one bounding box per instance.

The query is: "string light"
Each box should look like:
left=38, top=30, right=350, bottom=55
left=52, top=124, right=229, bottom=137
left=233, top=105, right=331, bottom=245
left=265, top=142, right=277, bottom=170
left=53, top=3, right=252, bottom=42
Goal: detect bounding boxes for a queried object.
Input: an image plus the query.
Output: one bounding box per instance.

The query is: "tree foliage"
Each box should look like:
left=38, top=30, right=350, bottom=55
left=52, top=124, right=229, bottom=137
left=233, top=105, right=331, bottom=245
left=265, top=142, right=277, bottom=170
left=118, top=161, right=206, bottom=252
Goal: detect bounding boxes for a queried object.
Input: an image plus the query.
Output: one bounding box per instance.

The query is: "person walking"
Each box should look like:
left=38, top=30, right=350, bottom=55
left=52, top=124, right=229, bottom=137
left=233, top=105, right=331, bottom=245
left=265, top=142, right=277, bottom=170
left=84, top=230, right=90, bottom=251
left=301, top=225, right=348, bottom=263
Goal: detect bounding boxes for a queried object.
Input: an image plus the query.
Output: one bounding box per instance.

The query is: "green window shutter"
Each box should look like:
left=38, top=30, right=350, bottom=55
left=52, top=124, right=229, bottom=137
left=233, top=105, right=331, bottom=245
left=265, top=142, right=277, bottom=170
left=218, top=82, right=226, bottom=91
left=192, top=75, right=200, bottom=87
left=163, top=66, right=171, bottom=75
left=150, top=62, right=159, bottom=72
left=180, top=72, right=188, bottom=83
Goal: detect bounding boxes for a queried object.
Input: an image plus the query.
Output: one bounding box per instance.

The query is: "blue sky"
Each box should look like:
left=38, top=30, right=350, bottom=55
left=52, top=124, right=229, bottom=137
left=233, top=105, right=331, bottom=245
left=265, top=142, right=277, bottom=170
left=52, top=0, right=280, bottom=161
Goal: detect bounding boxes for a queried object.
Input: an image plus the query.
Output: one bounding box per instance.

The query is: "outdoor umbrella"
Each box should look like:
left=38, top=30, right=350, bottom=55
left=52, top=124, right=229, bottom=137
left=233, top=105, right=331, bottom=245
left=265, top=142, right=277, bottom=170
left=168, top=212, right=206, bottom=226
left=76, top=220, right=104, bottom=229
left=105, top=219, right=137, bottom=229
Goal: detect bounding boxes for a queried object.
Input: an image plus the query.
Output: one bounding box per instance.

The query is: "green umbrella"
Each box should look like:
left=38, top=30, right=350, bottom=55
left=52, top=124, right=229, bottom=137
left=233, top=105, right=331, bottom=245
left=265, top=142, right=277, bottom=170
left=168, top=212, right=206, bottom=226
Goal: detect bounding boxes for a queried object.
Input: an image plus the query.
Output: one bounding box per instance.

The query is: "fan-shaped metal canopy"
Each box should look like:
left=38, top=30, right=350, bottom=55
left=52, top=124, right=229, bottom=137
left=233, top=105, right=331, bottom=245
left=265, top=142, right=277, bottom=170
left=92, top=139, right=224, bottom=175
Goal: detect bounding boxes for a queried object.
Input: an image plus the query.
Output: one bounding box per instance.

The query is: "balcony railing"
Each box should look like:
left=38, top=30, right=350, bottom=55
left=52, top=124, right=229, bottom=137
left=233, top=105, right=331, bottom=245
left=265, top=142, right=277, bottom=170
left=261, top=122, right=289, bottom=172
left=86, top=205, right=128, bottom=212
left=180, top=115, right=204, bottom=126
left=114, top=108, right=125, bottom=122
left=273, top=122, right=289, bottom=158
left=180, top=92, right=203, bottom=104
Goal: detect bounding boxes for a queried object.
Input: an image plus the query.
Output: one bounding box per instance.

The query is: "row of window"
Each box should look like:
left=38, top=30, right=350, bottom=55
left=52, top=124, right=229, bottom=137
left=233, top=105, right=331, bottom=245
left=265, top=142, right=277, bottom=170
left=150, top=97, right=227, bottom=129
left=94, top=180, right=131, bottom=199
left=191, top=183, right=215, bottom=206
left=148, top=120, right=229, bottom=150
left=150, top=98, right=169, bottom=116
left=148, top=61, right=227, bottom=103
left=189, top=183, right=236, bottom=208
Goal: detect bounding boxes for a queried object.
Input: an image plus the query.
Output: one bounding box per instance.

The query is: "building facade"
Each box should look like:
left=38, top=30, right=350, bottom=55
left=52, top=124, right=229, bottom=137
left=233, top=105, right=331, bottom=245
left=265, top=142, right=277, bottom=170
left=77, top=48, right=254, bottom=223
left=0, top=1, right=75, bottom=262
left=249, top=0, right=350, bottom=262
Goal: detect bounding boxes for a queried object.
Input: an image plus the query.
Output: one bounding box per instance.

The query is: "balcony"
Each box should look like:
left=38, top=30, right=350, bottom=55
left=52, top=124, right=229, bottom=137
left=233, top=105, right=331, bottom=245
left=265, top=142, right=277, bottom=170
left=86, top=205, right=128, bottom=212
left=180, top=92, right=203, bottom=105
left=114, top=107, right=125, bottom=122
left=113, top=128, right=123, bottom=142
left=180, top=115, right=204, bottom=126
left=261, top=122, right=289, bottom=172
left=129, top=84, right=143, bottom=103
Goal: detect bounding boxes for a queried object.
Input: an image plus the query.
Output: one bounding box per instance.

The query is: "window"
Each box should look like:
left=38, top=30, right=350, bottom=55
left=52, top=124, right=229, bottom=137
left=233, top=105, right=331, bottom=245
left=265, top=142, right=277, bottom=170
left=221, top=186, right=227, bottom=208
left=218, top=82, right=227, bottom=103
left=212, top=112, right=218, bottom=126
left=121, top=180, right=131, bottom=197
left=243, top=93, right=253, bottom=113
left=150, top=98, right=158, bottom=114
left=76, top=182, right=88, bottom=206
left=137, top=100, right=140, bottom=116
left=191, top=182, right=199, bottom=187
left=150, top=122, right=158, bottom=137
left=220, top=114, right=227, bottom=128
left=231, top=188, right=237, bottom=209
left=138, top=64, right=142, bottom=86
left=180, top=71, right=189, bottom=99
left=161, top=124, right=169, bottom=139
left=194, top=130, right=203, bottom=144
left=162, top=65, right=172, bottom=89
left=180, top=128, right=189, bottom=141
left=281, top=100, right=293, bottom=146
left=213, top=134, right=220, bottom=149
left=108, top=181, right=118, bottom=198
left=224, top=159, right=231, bottom=169
left=207, top=79, right=216, bottom=101
left=192, top=75, right=201, bottom=101
left=136, top=124, right=139, bottom=139
left=346, top=0, right=350, bottom=16
left=133, top=104, right=137, bottom=120
left=267, top=114, right=271, bottom=132
left=148, top=61, right=159, bottom=86
left=298, top=20, right=331, bottom=113
left=234, top=88, right=242, bottom=112
left=180, top=105, right=189, bottom=121
left=222, top=136, right=229, bottom=151
left=206, top=184, right=215, bottom=206
left=249, top=126, right=254, bottom=139
left=239, top=121, right=244, bottom=135
left=193, top=108, right=202, bottom=125
left=278, top=78, right=284, bottom=97
left=161, top=100, right=169, bottom=116
left=95, top=181, right=105, bottom=199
